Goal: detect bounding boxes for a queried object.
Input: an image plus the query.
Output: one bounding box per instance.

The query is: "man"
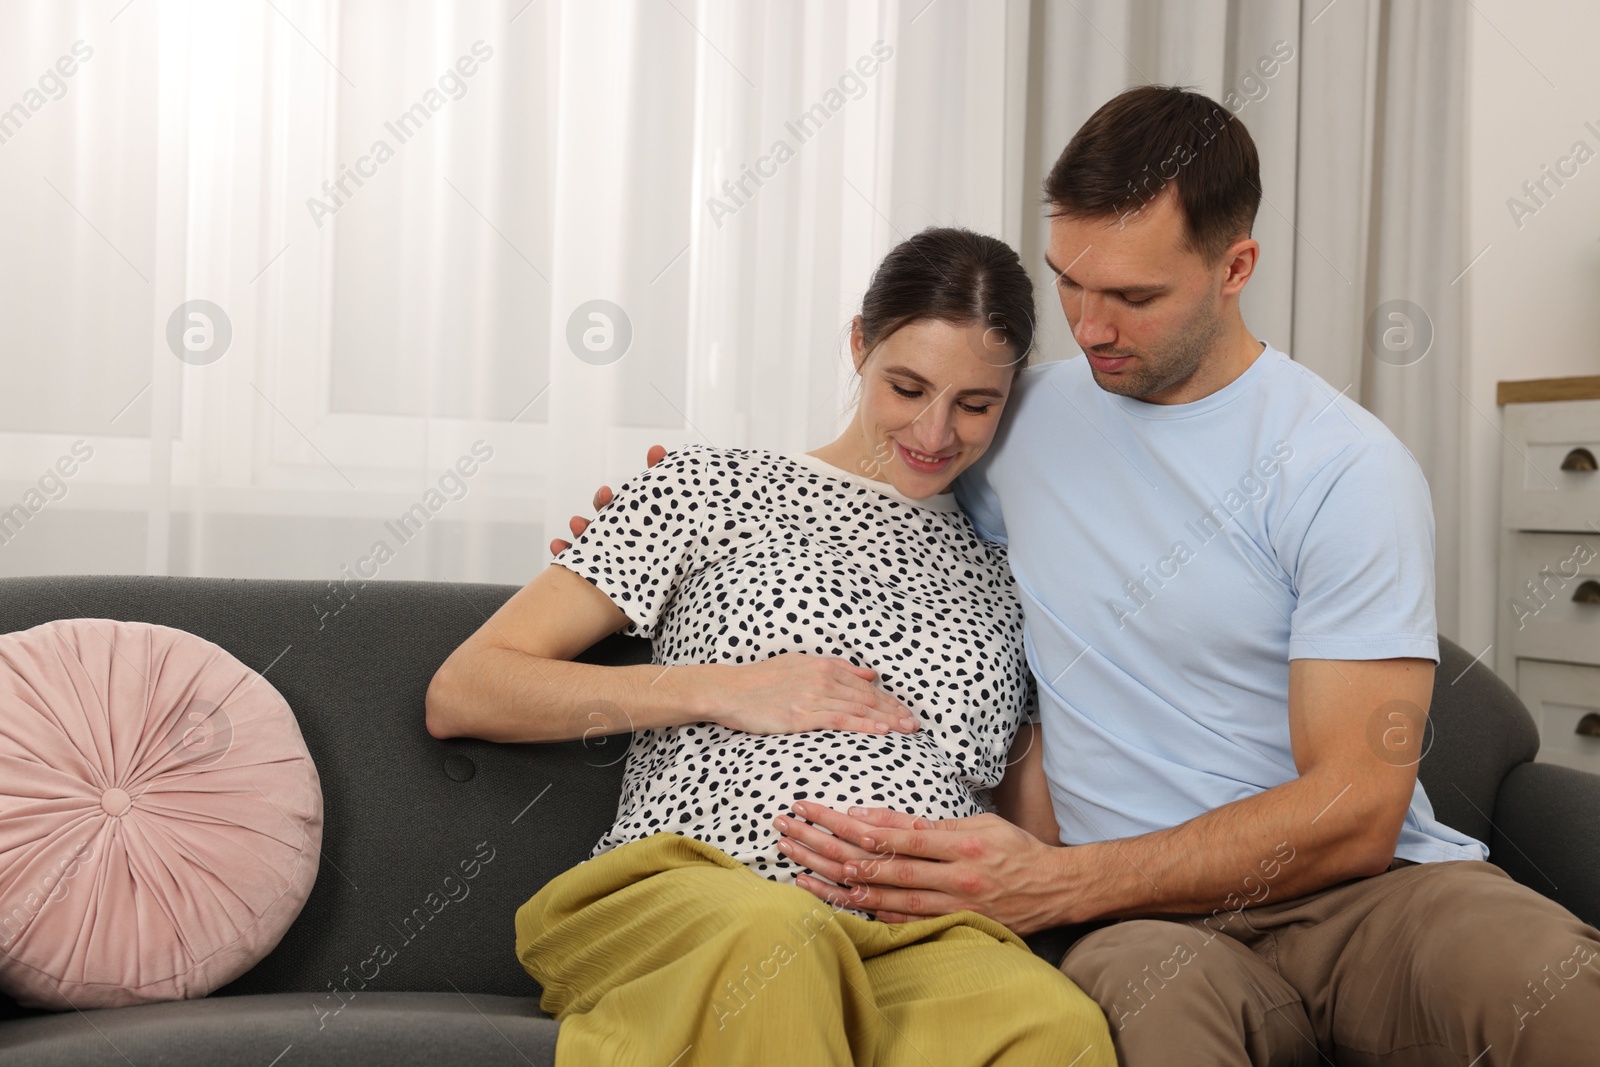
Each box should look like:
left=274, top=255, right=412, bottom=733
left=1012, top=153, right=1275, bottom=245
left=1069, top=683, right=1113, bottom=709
left=558, top=86, right=1600, bottom=1063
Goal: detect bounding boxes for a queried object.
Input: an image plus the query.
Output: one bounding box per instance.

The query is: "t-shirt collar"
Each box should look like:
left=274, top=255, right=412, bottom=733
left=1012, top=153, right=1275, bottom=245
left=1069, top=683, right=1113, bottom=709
left=784, top=451, right=962, bottom=512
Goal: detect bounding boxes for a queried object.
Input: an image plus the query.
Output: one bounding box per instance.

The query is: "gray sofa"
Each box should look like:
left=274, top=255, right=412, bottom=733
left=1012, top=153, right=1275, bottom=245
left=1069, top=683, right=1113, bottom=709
left=1, top=575, right=1597, bottom=1066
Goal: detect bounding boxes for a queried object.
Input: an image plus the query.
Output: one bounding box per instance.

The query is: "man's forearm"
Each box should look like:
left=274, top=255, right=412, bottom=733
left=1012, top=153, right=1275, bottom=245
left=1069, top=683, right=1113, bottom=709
left=1043, top=769, right=1403, bottom=926
left=785, top=659, right=1432, bottom=933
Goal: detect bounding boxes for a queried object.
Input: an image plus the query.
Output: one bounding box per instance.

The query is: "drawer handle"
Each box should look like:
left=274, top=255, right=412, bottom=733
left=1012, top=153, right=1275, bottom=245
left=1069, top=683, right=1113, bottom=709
left=1575, top=580, right=1600, bottom=605
left=1578, top=713, right=1600, bottom=738
left=1561, top=447, right=1598, bottom=472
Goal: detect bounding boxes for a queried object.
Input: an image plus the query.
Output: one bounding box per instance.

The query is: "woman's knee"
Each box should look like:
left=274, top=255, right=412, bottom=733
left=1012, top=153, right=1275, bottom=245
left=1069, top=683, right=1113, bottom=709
left=1002, top=961, right=1107, bottom=1021
left=712, top=879, right=848, bottom=958
left=986, top=956, right=1115, bottom=1060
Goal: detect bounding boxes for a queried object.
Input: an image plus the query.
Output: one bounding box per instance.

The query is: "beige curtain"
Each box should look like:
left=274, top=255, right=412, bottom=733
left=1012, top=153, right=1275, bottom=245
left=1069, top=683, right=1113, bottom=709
left=1018, top=0, right=1469, bottom=642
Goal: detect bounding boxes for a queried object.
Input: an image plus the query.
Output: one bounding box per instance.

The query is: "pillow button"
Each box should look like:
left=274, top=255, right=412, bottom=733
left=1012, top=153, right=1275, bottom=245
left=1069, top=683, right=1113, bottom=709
left=444, top=754, right=476, bottom=782
left=100, top=787, right=132, bottom=817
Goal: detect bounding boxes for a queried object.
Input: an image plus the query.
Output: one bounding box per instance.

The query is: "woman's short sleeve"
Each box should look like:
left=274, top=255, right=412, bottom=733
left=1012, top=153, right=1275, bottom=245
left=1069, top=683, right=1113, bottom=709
left=551, top=448, right=714, bottom=640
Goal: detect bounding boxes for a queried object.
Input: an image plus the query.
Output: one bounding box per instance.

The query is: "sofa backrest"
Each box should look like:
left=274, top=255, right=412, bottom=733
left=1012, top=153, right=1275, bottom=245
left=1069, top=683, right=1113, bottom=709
left=0, top=575, right=643, bottom=1009
left=0, top=577, right=1541, bottom=1013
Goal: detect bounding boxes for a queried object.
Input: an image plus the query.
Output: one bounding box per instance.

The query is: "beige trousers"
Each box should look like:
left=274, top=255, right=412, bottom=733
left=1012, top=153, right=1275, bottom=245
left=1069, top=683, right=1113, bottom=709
left=1061, top=860, right=1600, bottom=1065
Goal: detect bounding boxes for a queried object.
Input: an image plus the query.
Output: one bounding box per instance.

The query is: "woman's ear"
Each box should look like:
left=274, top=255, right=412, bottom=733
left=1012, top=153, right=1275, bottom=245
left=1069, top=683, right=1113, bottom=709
left=850, top=316, right=868, bottom=374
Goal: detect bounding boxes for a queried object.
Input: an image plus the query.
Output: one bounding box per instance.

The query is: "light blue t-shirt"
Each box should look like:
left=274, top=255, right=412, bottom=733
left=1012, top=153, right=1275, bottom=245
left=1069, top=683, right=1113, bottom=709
left=953, top=344, right=1487, bottom=865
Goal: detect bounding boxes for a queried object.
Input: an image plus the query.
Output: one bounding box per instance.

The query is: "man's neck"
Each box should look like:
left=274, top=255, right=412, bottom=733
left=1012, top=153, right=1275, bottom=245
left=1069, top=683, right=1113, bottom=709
left=1142, top=323, right=1265, bottom=406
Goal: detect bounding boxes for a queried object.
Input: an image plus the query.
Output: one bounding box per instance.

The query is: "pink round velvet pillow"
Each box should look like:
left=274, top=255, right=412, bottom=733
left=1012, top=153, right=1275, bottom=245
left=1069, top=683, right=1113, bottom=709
left=0, top=619, right=322, bottom=1010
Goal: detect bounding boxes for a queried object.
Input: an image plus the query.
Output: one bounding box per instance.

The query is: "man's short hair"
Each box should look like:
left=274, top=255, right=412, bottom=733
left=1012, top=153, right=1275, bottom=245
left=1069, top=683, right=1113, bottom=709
left=1044, top=85, right=1261, bottom=262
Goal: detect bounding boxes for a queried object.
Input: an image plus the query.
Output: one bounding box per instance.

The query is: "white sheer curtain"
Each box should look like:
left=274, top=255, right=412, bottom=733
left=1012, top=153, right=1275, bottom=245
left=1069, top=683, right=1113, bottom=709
left=0, top=0, right=1466, bottom=642
left=0, top=0, right=1033, bottom=588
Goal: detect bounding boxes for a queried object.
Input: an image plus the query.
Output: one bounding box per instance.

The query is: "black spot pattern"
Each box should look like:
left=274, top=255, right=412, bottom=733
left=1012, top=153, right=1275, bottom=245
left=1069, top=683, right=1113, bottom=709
left=554, top=445, right=1030, bottom=887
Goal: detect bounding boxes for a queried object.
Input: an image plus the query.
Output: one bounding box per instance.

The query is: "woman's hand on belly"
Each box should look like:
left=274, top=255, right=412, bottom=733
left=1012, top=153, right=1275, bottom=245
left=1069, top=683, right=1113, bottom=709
left=698, top=652, right=921, bottom=736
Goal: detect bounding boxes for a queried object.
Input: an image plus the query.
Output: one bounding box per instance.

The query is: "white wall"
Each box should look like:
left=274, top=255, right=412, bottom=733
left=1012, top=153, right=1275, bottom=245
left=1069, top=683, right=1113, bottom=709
left=1461, top=0, right=1600, bottom=669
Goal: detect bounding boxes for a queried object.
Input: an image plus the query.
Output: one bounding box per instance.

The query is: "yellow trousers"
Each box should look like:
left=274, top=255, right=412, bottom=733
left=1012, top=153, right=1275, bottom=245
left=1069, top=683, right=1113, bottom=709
left=515, top=832, right=1114, bottom=1067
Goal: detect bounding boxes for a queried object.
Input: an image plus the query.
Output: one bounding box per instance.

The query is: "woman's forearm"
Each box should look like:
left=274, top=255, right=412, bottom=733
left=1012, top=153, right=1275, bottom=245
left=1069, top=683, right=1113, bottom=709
left=425, top=647, right=715, bottom=743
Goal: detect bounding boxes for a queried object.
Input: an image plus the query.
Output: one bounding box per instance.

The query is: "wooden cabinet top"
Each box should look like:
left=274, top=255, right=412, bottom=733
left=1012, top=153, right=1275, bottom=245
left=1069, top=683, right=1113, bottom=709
left=1497, top=376, right=1600, bottom=405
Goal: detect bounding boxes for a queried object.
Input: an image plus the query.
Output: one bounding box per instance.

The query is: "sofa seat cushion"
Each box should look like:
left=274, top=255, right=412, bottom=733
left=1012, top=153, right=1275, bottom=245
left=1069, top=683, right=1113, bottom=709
left=0, top=990, right=558, bottom=1066
left=0, top=619, right=322, bottom=1009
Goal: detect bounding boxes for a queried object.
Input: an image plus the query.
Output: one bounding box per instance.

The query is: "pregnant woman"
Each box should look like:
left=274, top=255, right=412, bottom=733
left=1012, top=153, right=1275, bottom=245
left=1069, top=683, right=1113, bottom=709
left=425, top=227, right=1113, bottom=1066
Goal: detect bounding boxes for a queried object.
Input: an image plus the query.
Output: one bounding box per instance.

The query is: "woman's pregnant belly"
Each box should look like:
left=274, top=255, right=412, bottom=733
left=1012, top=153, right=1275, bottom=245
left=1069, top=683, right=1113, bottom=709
left=594, top=724, right=988, bottom=886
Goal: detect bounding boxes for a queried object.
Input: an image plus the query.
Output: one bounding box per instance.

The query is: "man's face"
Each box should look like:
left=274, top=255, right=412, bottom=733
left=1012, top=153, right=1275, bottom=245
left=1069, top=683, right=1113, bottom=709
left=1045, top=190, right=1239, bottom=404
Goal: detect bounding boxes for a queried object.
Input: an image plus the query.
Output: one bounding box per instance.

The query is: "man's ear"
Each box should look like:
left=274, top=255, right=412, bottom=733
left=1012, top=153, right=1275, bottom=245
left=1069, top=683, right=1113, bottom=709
left=1220, top=238, right=1260, bottom=297
left=850, top=316, right=868, bottom=374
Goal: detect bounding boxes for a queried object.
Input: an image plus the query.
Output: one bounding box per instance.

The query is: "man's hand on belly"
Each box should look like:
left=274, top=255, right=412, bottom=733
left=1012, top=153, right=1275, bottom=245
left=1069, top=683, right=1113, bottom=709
left=780, top=658, right=1439, bottom=930
left=773, top=802, right=1069, bottom=935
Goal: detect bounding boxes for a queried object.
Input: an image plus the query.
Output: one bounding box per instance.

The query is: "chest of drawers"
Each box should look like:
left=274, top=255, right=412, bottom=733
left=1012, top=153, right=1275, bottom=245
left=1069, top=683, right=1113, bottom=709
left=1495, top=380, right=1600, bottom=775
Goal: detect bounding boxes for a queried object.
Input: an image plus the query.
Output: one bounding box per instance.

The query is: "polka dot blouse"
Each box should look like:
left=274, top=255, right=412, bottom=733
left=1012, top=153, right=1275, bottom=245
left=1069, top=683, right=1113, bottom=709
left=553, top=445, right=1032, bottom=887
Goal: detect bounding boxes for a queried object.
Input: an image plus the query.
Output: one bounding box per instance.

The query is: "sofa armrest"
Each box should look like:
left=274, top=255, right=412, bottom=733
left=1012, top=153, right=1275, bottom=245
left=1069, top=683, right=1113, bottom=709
left=1491, top=760, right=1600, bottom=929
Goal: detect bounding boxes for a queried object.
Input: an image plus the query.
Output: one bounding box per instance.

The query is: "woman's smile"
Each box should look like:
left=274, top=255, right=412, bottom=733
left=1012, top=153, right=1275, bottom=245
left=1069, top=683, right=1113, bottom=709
left=894, top=440, right=956, bottom=474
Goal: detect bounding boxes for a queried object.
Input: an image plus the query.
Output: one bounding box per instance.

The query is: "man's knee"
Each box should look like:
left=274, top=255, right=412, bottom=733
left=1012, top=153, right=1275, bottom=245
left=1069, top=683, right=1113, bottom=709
left=1062, top=918, right=1312, bottom=1060
left=1062, top=919, right=1225, bottom=1021
left=1372, top=863, right=1600, bottom=1007
left=1425, top=866, right=1600, bottom=1045
left=1319, top=861, right=1600, bottom=1060
left=1500, top=934, right=1600, bottom=1036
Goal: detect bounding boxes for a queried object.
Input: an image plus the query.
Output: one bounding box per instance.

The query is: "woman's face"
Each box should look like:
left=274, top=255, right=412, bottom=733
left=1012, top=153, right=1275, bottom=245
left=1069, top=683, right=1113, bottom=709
left=849, top=316, right=1020, bottom=498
